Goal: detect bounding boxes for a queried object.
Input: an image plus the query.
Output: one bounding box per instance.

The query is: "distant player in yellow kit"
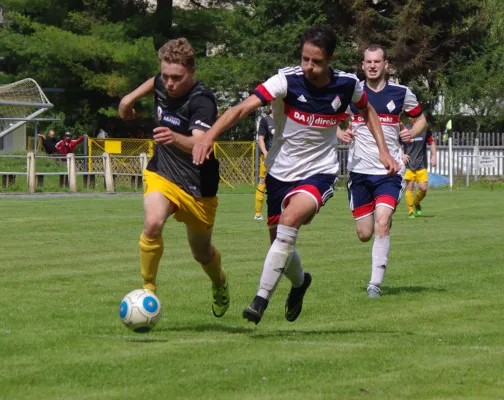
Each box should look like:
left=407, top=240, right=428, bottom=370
left=401, top=125, right=437, bottom=218
left=254, top=107, right=275, bottom=220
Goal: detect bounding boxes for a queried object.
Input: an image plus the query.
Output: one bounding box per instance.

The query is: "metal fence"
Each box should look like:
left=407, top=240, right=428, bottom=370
left=11, top=136, right=504, bottom=191
left=431, top=131, right=504, bottom=146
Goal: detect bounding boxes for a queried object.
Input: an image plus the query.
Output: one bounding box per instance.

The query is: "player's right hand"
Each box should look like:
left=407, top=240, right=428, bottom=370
left=399, top=122, right=412, bottom=142
left=193, top=136, right=214, bottom=165
left=118, top=98, right=136, bottom=120
left=402, top=154, right=409, bottom=165
left=338, top=128, right=356, bottom=144
left=379, top=152, right=401, bottom=175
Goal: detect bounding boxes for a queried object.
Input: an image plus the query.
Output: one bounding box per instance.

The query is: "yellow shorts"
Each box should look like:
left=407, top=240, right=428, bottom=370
left=143, top=170, right=218, bottom=234
left=259, top=155, right=267, bottom=179
left=404, top=168, right=428, bottom=183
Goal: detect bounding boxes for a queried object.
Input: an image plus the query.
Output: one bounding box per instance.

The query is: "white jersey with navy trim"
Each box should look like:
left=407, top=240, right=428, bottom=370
left=253, top=66, right=367, bottom=182
left=347, top=80, right=422, bottom=175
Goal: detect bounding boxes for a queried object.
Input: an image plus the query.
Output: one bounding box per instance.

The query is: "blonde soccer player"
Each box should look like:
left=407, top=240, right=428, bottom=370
left=118, top=38, right=229, bottom=318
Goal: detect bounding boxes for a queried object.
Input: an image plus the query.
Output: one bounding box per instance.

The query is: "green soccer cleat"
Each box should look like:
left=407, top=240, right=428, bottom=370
left=285, top=272, right=312, bottom=322
left=211, top=278, right=230, bottom=318
left=415, top=204, right=423, bottom=216
left=408, top=212, right=416, bottom=219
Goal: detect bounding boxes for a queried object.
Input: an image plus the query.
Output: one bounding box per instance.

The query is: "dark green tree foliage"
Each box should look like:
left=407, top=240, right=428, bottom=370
left=0, top=0, right=500, bottom=138
left=326, top=0, right=487, bottom=84
left=0, top=0, right=157, bottom=136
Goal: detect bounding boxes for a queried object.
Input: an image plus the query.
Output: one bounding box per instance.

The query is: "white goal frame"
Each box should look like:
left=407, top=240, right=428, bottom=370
left=0, top=78, right=53, bottom=138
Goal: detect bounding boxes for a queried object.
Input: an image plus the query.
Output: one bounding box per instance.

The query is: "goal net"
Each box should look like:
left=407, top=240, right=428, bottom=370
left=0, top=78, right=53, bottom=138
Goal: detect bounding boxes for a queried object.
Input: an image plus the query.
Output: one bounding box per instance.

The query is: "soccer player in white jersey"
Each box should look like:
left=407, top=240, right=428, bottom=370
left=338, top=44, right=427, bottom=298
left=193, top=27, right=399, bottom=324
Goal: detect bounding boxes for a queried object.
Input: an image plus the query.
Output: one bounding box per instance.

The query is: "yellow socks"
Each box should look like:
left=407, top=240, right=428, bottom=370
left=415, top=189, right=426, bottom=206
left=139, top=233, right=164, bottom=293
left=201, top=246, right=226, bottom=287
left=405, top=190, right=414, bottom=214
left=255, top=183, right=266, bottom=216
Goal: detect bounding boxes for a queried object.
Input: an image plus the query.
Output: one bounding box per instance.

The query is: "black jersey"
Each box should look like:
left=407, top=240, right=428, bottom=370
left=147, top=74, right=219, bottom=198
left=257, top=115, right=275, bottom=151
left=401, top=130, right=434, bottom=171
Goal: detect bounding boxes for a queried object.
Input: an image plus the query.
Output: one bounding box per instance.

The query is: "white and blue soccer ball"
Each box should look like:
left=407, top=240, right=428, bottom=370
left=119, top=289, right=162, bottom=333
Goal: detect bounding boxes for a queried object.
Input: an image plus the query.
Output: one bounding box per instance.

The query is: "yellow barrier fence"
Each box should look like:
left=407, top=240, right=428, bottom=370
left=87, top=138, right=255, bottom=186
left=27, top=137, right=255, bottom=186
left=213, top=141, right=255, bottom=186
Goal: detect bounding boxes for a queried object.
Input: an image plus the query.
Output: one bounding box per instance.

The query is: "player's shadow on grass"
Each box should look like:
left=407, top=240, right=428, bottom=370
left=380, top=286, right=446, bottom=295
left=126, top=337, right=170, bottom=343
left=156, top=323, right=255, bottom=334
left=249, top=328, right=411, bottom=339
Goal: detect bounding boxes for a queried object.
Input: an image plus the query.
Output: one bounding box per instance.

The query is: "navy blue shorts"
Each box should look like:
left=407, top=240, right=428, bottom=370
left=347, top=172, right=405, bottom=220
left=266, top=173, right=338, bottom=226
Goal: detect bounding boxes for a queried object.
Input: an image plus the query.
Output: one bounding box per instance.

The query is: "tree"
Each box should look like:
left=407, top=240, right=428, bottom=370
left=325, top=0, right=488, bottom=86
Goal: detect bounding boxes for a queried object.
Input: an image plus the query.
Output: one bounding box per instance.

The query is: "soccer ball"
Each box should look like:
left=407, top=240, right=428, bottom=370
left=119, top=289, right=162, bottom=333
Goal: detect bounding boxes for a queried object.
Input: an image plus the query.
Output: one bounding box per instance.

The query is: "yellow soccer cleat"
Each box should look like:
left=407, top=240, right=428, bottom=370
left=211, top=278, right=230, bottom=317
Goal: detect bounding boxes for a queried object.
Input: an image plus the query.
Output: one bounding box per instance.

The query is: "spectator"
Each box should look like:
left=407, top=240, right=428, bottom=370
left=55, top=132, right=87, bottom=156
left=37, top=130, right=59, bottom=155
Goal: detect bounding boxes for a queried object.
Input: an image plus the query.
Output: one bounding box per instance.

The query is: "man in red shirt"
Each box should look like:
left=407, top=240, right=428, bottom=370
left=55, top=132, right=87, bottom=156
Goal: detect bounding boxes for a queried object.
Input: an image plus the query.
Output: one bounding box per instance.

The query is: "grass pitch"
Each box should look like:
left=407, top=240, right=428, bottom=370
left=0, top=189, right=503, bottom=399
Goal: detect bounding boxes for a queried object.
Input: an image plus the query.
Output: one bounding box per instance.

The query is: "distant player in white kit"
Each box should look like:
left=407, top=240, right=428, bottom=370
left=193, top=27, right=400, bottom=324
left=339, top=45, right=427, bottom=298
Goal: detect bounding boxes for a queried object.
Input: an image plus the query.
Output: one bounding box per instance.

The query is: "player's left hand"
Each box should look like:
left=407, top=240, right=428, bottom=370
left=431, top=155, right=437, bottom=167
left=379, top=151, right=401, bottom=175
left=153, top=127, right=177, bottom=145
left=399, top=122, right=412, bottom=142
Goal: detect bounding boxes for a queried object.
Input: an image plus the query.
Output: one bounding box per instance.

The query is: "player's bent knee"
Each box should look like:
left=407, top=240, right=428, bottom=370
left=418, top=182, right=428, bottom=191
left=143, top=217, right=165, bottom=238
left=375, top=219, right=390, bottom=237
left=356, top=230, right=373, bottom=242
left=191, top=248, right=213, bottom=265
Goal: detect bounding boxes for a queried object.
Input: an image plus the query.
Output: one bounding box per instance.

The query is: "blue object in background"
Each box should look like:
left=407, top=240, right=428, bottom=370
left=428, top=173, right=450, bottom=188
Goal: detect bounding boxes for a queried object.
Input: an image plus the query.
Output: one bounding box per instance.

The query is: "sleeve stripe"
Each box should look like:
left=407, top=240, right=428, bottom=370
left=353, top=91, right=368, bottom=109
left=405, top=104, right=422, bottom=118
left=253, top=84, right=274, bottom=103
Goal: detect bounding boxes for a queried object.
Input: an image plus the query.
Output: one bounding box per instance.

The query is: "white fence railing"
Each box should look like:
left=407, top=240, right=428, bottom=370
left=0, top=152, right=148, bottom=193
left=2, top=141, right=503, bottom=192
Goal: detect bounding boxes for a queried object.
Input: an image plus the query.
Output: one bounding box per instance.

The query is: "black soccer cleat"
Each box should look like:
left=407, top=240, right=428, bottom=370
left=242, top=296, right=268, bottom=325
left=285, top=272, right=312, bottom=322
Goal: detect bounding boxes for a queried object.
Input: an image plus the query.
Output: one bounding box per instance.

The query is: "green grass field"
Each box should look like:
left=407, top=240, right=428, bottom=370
left=1, top=189, right=503, bottom=399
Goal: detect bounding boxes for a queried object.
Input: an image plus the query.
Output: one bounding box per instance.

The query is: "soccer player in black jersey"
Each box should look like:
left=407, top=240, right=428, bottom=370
left=118, top=38, right=229, bottom=318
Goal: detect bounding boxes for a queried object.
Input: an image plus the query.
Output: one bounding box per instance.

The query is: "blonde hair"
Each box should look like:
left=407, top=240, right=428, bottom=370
left=158, top=38, right=195, bottom=69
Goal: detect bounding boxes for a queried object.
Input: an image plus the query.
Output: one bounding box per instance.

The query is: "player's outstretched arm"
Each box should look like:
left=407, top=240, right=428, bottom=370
left=118, top=77, right=155, bottom=120
left=400, top=114, right=427, bottom=142
left=360, top=103, right=400, bottom=174
left=409, top=114, right=428, bottom=138
left=192, top=94, right=264, bottom=165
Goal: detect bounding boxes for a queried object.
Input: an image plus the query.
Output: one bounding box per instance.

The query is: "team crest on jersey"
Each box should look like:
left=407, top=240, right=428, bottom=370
left=157, top=106, right=163, bottom=121
left=331, top=95, right=341, bottom=111
left=386, top=100, right=396, bottom=112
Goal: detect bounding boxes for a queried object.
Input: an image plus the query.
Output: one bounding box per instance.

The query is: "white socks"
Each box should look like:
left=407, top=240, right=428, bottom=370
left=284, top=250, right=304, bottom=288
left=257, top=225, right=298, bottom=300
left=370, top=235, right=390, bottom=286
